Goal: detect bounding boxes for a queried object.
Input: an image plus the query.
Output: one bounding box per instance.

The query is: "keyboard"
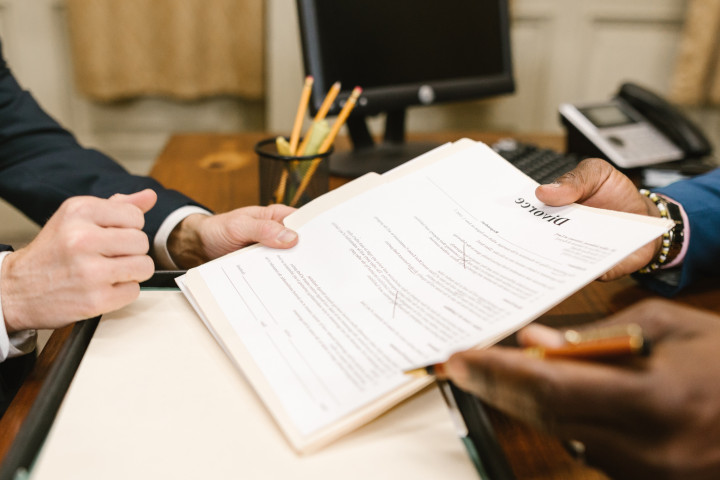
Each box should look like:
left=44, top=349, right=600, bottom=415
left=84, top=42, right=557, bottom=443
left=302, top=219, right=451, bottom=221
left=492, top=138, right=579, bottom=184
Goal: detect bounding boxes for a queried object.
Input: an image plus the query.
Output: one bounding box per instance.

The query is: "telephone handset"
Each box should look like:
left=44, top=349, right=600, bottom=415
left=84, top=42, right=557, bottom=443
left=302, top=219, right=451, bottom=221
left=617, top=83, right=712, bottom=158
left=559, top=82, right=714, bottom=169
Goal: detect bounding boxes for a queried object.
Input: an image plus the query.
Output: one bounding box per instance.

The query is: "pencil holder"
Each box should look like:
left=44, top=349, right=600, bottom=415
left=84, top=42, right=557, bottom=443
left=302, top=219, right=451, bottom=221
left=255, top=137, right=332, bottom=208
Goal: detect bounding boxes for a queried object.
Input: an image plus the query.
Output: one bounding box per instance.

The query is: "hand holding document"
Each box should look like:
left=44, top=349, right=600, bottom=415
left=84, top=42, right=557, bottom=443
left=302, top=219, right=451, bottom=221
left=179, top=139, right=672, bottom=453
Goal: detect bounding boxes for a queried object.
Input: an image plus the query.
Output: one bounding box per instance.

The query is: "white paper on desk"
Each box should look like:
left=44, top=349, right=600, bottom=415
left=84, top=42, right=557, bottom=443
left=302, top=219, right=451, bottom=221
left=182, top=139, right=672, bottom=452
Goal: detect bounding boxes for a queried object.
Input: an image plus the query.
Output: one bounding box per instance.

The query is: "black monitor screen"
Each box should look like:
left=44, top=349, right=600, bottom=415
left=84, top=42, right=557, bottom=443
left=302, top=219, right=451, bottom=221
left=316, top=1, right=503, bottom=87
left=296, top=0, right=514, bottom=177
left=298, top=0, right=513, bottom=116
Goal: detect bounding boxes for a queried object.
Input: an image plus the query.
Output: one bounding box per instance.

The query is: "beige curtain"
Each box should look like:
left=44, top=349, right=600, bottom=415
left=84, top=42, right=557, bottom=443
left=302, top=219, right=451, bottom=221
left=669, top=0, right=720, bottom=106
left=65, top=0, right=264, bottom=102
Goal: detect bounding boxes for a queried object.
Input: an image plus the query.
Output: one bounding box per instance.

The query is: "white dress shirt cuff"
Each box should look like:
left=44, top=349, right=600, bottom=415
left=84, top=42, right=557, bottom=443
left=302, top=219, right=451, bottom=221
left=0, top=251, right=37, bottom=362
left=152, top=206, right=213, bottom=269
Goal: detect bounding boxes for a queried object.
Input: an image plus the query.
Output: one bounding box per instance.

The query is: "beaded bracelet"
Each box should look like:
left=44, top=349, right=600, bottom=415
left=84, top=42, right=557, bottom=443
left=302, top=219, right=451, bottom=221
left=637, top=189, right=674, bottom=274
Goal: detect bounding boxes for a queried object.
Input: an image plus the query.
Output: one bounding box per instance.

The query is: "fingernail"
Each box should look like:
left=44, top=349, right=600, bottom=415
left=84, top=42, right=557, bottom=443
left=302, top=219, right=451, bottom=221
left=276, top=229, right=297, bottom=244
left=544, top=182, right=562, bottom=188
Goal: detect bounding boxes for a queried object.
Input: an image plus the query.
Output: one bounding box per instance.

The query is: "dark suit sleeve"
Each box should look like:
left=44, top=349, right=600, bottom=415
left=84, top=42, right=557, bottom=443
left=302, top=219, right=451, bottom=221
left=0, top=40, right=207, bottom=246
left=633, top=168, right=720, bottom=296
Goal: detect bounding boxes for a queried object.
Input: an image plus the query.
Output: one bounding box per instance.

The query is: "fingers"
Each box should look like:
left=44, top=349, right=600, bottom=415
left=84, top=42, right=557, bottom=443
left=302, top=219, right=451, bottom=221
left=0, top=192, right=158, bottom=331
left=516, top=323, right=566, bottom=348
left=105, top=254, right=155, bottom=284
left=227, top=204, right=299, bottom=247
left=79, top=280, right=144, bottom=320
left=109, top=189, right=158, bottom=214
left=166, top=205, right=300, bottom=267
left=577, top=298, right=715, bottom=343
left=535, top=158, right=647, bottom=214
left=441, top=302, right=720, bottom=479
left=228, top=204, right=299, bottom=247
left=61, top=195, right=147, bottom=230
left=233, top=216, right=299, bottom=249
left=535, top=158, right=615, bottom=205
left=520, top=299, right=692, bottom=353
left=52, top=195, right=153, bottom=256
left=238, top=203, right=297, bottom=222
left=102, top=281, right=143, bottom=313
left=442, top=345, right=645, bottom=435
left=73, top=227, right=150, bottom=258
left=441, top=299, right=703, bottom=434
left=533, top=158, right=658, bottom=282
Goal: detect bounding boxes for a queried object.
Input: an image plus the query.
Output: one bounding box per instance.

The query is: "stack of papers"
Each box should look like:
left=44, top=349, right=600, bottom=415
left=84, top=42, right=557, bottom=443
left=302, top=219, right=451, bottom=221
left=178, top=139, right=671, bottom=453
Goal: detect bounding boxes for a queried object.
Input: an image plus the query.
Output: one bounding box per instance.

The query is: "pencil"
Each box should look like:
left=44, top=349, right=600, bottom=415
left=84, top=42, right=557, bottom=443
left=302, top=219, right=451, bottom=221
left=290, top=86, right=362, bottom=207
left=274, top=76, right=314, bottom=203
left=288, top=76, right=314, bottom=155
left=296, top=81, right=341, bottom=156
left=405, top=363, right=446, bottom=378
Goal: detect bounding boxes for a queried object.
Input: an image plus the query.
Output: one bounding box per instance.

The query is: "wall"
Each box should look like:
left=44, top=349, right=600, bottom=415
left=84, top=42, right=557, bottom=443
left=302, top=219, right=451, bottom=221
left=0, top=0, right=717, bottom=246
left=0, top=0, right=265, bottom=245
left=269, top=0, right=713, bottom=135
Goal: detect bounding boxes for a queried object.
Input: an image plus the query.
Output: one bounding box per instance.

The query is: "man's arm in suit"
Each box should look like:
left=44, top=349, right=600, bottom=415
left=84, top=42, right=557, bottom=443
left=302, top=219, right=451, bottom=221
left=535, top=158, right=720, bottom=296
left=0, top=39, right=203, bottom=247
left=637, top=168, right=720, bottom=296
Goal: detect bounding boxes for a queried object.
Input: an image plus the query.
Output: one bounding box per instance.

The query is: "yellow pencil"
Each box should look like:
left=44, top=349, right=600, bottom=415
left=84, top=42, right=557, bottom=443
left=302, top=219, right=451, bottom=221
left=289, top=76, right=314, bottom=155
left=290, top=86, right=362, bottom=207
left=296, top=81, right=341, bottom=156
left=275, top=76, right=314, bottom=203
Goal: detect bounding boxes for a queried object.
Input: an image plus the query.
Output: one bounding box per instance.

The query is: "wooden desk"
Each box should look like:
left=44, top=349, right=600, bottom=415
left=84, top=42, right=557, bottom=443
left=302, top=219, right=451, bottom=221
left=147, top=131, right=568, bottom=212
left=3, top=132, right=720, bottom=479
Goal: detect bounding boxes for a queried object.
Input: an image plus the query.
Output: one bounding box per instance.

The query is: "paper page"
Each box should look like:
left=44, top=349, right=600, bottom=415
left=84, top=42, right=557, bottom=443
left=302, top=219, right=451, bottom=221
left=185, top=140, right=672, bottom=447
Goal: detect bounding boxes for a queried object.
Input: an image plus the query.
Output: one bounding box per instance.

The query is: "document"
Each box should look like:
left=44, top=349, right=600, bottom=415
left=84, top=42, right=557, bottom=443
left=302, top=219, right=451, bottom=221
left=179, top=139, right=672, bottom=453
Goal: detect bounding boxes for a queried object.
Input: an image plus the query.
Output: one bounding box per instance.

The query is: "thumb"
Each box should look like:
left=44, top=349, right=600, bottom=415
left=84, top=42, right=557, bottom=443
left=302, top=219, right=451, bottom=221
left=252, top=220, right=299, bottom=249
left=516, top=324, right=566, bottom=348
left=535, top=158, right=616, bottom=207
left=109, top=189, right=158, bottom=214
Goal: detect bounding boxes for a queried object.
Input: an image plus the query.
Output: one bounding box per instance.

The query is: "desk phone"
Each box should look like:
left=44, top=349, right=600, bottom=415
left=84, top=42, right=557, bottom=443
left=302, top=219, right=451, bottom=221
left=559, top=82, right=713, bottom=169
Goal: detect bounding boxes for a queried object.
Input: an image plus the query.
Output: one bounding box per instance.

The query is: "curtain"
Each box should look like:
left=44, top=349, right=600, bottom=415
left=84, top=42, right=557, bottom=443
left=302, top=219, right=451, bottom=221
left=65, top=0, right=264, bottom=102
left=669, top=0, right=720, bottom=106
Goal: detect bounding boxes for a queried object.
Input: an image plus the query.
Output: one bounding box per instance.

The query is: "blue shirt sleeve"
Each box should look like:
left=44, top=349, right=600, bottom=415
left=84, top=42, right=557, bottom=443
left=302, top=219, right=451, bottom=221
left=634, top=168, right=720, bottom=296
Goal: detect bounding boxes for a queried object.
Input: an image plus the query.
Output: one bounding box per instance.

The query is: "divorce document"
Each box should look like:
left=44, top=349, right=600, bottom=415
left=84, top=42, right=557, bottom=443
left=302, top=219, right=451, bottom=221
left=179, top=140, right=672, bottom=452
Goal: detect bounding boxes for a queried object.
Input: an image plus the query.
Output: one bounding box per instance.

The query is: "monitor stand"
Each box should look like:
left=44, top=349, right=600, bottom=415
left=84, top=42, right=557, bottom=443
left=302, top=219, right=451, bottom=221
left=329, top=110, right=440, bottom=178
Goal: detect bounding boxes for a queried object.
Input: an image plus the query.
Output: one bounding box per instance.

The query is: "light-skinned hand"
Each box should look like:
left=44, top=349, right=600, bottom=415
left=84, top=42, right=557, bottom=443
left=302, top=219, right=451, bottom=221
left=167, top=204, right=299, bottom=268
left=1, top=189, right=157, bottom=332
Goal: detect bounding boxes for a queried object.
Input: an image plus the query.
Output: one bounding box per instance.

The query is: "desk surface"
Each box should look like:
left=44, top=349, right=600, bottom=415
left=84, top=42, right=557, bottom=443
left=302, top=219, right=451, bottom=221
left=3, top=132, right=720, bottom=479
left=147, top=131, right=566, bottom=213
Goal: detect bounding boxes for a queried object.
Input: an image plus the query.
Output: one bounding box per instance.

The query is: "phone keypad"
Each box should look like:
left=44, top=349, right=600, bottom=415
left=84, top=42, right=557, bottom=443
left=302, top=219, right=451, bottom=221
left=601, top=125, right=683, bottom=167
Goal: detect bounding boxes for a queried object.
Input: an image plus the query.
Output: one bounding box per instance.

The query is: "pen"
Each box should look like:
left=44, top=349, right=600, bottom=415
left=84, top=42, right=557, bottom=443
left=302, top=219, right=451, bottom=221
left=403, top=323, right=650, bottom=377
left=523, top=333, right=650, bottom=360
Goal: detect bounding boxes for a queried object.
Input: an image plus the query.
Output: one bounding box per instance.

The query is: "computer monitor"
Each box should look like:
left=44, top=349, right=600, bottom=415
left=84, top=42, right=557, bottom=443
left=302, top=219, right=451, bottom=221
left=296, top=0, right=515, bottom=177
